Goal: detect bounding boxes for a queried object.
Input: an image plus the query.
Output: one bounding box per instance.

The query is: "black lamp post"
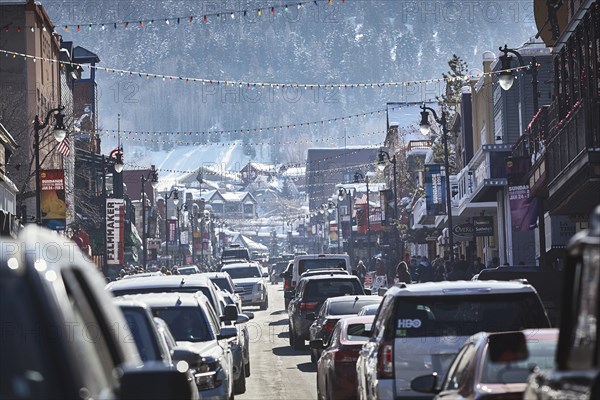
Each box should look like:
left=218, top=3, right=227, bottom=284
left=141, top=165, right=159, bottom=270
left=338, top=187, right=355, bottom=259
left=419, top=104, right=455, bottom=263
left=354, top=171, right=371, bottom=265
left=164, top=188, right=179, bottom=268
left=497, top=43, right=546, bottom=267
left=33, top=106, right=67, bottom=225
left=378, top=148, right=400, bottom=261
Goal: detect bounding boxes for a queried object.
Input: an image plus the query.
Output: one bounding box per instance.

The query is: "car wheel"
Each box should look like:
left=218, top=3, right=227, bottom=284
left=233, top=368, right=246, bottom=395
left=244, top=359, right=251, bottom=378
left=260, top=296, right=268, bottom=310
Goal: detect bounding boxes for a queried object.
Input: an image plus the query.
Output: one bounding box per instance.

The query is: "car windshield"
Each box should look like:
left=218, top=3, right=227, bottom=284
left=481, top=337, right=557, bottom=383
left=211, top=277, right=234, bottom=293
left=346, top=322, right=373, bottom=342
left=178, top=267, right=199, bottom=275
left=120, top=307, right=159, bottom=362
left=305, top=279, right=363, bottom=299
left=298, top=259, right=346, bottom=275
left=393, top=293, right=550, bottom=338
left=152, top=306, right=214, bottom=342
left=328, top=298, right=381, bottom=315
left=223, top=267, right=261, bottom=279
left=222, top=249, right=249, bottom=260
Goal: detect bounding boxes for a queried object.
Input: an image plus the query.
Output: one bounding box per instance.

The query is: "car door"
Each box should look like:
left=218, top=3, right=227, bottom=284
left=437, top=342, right=477, bottom=400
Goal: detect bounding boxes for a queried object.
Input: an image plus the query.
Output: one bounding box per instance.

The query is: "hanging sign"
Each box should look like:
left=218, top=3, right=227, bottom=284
left=40, top=169, right=67, bottom=230
left=106, top=199, right=125, bottom=265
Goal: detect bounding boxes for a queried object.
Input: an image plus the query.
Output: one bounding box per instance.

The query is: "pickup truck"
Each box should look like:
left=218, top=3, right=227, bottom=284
left=524, top=206, right=600, bottom=399
left=0, top=225, right=196, bottom=400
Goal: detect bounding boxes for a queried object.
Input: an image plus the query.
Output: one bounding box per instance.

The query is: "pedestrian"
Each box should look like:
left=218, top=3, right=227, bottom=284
left=396, top=261, right=412, bottom=283
left=356, top=260, right=367, bottom=283
left=375, top=258, right=386, bottom=276
left=416, top=258, right=433, bottom=282
left=447, top=258, right=468, bottom=281
left=409, top=257, right=418, bottom=277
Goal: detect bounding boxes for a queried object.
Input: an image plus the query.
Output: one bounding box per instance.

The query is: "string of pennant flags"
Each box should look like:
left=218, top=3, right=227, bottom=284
left=1, top=0, right=342, bottom=34
left=0, top=48, right=536, bottom=91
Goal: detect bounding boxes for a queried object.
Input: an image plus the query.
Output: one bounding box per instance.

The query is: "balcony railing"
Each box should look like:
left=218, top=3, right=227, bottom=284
left=512, top=106, right=549, bottom=163
left=546, top=97, right=600, bottom=184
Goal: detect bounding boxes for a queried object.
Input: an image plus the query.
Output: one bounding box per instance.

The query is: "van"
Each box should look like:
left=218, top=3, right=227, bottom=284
left=291, top=254, right=351, bottom=288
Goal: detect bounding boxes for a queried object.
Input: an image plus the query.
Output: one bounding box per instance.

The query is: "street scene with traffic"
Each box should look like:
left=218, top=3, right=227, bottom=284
left=1, top=1, right=600, bottom=399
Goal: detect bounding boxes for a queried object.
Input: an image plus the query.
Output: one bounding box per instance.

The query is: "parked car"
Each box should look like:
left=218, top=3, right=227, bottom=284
left=116, top=292, right=238, bottom=400
left=281, top=261, right=294, bottom=309
left=312, top=316, right=375, bottom=400
left=107, top=275, right=226, bottom=321
left=0, top=226, right=196, bottom=400
left=309, top=295, right=382, bottom=362
left=270, top=260, right=289, bottom=284
left=202, top=271, right=243, bottom=310
left=288, top=274, right=365, bottom=349
left=178, top=265, right=201, bottom=275
left=291, top=254, right=352, bottom=289
left=524, top=206, right=600, bottom=400
left=358, top=303, right=381, bottom=316
left=221, top=262, right=269, bottom=310
left=410, top=329, right=558, bottom=400
left=356, top=280, right=551, bottom=399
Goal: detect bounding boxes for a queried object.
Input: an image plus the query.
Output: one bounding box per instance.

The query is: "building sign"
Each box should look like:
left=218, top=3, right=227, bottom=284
left=167, top=220, right=178, bottom=246
left=473, top=216, right=494, bottom=236
left=106, top=199, right=125, bottom=265
left=509, top=185, right=539, bottom=231
left=40, top=169, right=66, bottom=230
left=452, top=223, right=474, bottom=241
left=424, top=164, right=446, bottom=216
left=545, top=215, right=577, bottom=251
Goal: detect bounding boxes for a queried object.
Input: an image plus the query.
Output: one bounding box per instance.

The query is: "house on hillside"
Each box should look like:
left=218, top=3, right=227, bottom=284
left=240, top=162, right=277, bottom=185
left=203, top=190, right=257, bottom=220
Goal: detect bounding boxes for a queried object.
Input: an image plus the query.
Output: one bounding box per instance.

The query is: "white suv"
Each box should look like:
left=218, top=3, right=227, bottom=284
left=291, top=254, right=351, bottom=289
left=221, top=262, right=269, bottom=310
left=356, top=280, right=551, bottom=399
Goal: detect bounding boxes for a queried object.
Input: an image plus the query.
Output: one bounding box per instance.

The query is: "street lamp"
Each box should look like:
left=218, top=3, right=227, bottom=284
left=164, top=188, right=179, bottom=268
left=497, top=44, right=546, bottom=267
left=419, top=104, right=455, bottom=263
left=33, top=106, right=67, bottom=225
left=337, top=187, right=355, bottom=257
left=141, top=165, right=159, bottom=270
left=354, top=171, right=372, bottom=265
left=378, top=148, right=400, bottom=261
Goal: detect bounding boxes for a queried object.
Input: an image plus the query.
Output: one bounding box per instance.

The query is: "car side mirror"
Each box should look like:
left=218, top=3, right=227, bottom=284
left=305, top=312, right=316, bottom=320
left=119, top=363, right=195, bottom=400
left=410, top=373, right=439, bottom=394
left=262, top=272, right=269, bottom=278
left=243, top=312, right=254, bottom=320
left=221, top=304, right=239, bottom=322
left=217, top=326, right=238, bottom=340
left=171, top=348, right=204, bottom=369
left=488, top=331, right=529, bottom=363
left=363, top=288, right=372, bottom=295
left=235, top=314, right=250, bottom=324
left=309, top=339, right=324, bottom=350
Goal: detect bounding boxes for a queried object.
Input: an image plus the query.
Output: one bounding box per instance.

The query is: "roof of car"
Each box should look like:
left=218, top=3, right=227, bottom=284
left=340, top=315, right=376, bottom=326
left=114, top=292, right=210, bottom=308
left=324, top=295, right=382, bottom=304
left=112, top=298, right=151, bottom=310
left=301, top=268, right=348, bottom=276
left=221, top=262, right=260, bottom=269
left=384, top=280, right=539, bottom=297
left=201, top=272, right=231, bottom=279
left=468, top=328, right=559, bottom=345
left=106, top=275, right=212, bottom=291
left=299, top=274, right=361, bottom=282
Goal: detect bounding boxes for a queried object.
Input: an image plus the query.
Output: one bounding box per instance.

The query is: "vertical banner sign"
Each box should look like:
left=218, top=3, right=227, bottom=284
left=106, top=199, right=125, bottom=265
left=509, top=185, right=539, bottom=231
left=167, top=220, right=178, bottom=246
left=40, top=169, right=67, bottom=230
left=424, top=164, right=446, bottom=216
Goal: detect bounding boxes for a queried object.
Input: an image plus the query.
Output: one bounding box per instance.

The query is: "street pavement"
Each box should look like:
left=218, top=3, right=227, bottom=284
left=239, top=283, right=317, bottom=400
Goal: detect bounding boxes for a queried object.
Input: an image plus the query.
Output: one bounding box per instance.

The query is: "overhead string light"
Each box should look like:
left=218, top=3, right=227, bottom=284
left=89, top=103, right=429, bottom=138
left=0, top=49, right=529, bottom=91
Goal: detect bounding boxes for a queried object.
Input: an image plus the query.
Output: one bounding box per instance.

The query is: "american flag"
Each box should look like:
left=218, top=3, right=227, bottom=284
left=56, top=137, right=71, bottom=157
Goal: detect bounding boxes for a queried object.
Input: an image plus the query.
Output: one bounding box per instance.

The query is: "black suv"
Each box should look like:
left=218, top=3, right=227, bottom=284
left=288, top=274, right=364, bottom=349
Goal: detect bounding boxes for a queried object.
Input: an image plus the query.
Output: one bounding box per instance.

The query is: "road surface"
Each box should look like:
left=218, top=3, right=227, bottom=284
left=239, top=283, right=318, bottom=400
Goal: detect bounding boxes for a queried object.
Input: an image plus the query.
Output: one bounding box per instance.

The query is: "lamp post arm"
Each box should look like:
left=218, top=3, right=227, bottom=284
left=500, top=45, right=526, bottom=68
left=34, top=106, right=65, bottom=131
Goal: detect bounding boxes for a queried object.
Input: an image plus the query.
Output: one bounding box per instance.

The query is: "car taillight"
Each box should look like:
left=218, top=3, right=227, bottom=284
left=323, top=320, right=336, bottom=333
left=300, top=302, right=318, bottom=310
left=377, top=341, right=394, bottom=379
left=335, top=345, right=359, bottom=363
